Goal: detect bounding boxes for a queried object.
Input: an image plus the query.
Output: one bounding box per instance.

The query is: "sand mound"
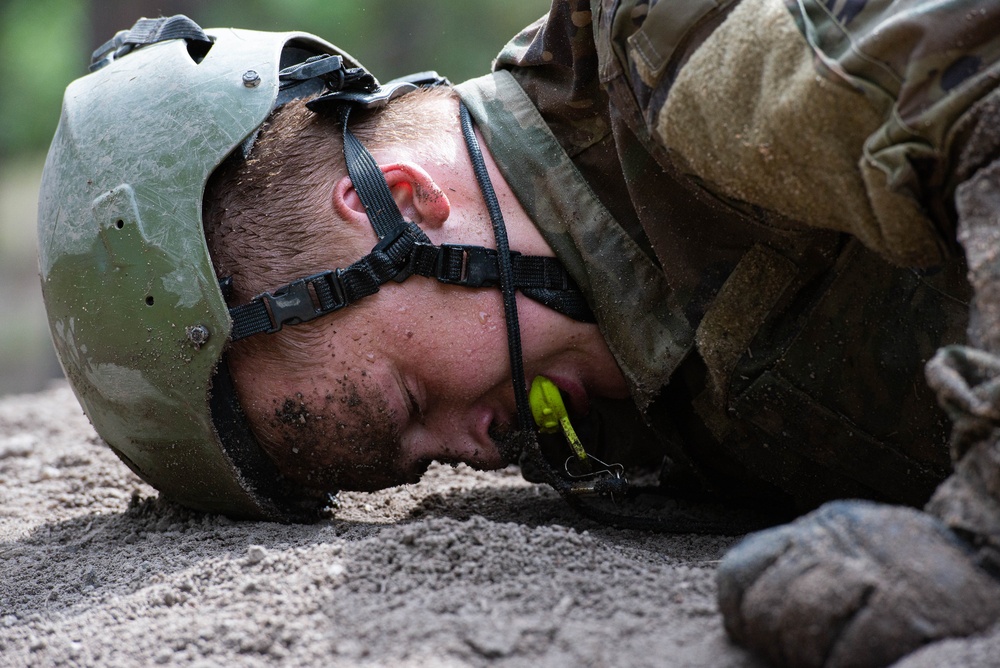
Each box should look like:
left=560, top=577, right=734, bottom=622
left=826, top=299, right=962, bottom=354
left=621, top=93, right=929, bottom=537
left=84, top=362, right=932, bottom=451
left=1, top=384, right=997, bottom=666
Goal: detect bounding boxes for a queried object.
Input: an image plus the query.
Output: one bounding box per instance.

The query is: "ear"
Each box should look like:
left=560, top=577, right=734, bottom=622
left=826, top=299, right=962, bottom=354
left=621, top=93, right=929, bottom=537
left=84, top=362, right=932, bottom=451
left=332, top=162, right=450, bottom=232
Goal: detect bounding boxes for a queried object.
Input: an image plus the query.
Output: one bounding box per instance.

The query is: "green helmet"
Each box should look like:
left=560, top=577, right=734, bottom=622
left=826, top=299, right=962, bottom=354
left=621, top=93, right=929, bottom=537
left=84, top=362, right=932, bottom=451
left=39, top=14, right=601, bottom=524
left=37, top=16, right=363, bottom=520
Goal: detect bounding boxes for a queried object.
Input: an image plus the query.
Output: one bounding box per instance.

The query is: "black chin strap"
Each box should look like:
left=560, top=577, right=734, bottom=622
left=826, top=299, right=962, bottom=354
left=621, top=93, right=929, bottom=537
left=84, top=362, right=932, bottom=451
left=457, top=103, right=533, bottom=435
left=227, top=105, right=592, bottom=342
left=339, top=104, right=409, bottom=240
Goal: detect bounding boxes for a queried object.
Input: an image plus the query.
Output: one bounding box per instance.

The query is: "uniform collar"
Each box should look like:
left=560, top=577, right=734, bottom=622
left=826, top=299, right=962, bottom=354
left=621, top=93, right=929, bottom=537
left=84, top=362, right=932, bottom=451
left=456, top=71, right=694, bottom=411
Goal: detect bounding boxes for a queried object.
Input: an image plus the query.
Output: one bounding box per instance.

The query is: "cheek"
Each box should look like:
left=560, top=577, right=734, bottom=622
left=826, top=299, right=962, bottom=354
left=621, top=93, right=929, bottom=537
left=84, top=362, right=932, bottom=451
left=397, top=289, right=511, bottom=392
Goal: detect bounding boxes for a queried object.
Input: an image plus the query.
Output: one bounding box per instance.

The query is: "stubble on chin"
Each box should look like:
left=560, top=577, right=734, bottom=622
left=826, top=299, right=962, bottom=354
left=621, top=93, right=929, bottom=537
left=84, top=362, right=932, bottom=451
left=258, top=374, right=409, bottom=492
left=488, top=420, right=526, bottom=465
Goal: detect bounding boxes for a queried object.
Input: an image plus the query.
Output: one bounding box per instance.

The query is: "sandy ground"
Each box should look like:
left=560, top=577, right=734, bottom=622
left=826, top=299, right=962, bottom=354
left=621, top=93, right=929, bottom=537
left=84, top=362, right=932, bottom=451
left=2, top=384, right=1000, bottom=667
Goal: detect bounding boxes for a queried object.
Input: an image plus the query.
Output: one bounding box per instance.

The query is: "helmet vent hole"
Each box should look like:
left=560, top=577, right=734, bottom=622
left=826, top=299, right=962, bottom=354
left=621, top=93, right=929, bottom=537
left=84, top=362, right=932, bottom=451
left=186, top=38, right=213, bottom=65
left=145, top=295, right=155, bottom=306
left=115, top=219, right=124, bottom=229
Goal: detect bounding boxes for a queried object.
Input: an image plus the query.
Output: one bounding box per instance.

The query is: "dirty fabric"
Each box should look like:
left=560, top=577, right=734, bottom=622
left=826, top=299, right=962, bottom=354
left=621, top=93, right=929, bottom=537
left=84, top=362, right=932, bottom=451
left=456, top=0, right=990, bottom=510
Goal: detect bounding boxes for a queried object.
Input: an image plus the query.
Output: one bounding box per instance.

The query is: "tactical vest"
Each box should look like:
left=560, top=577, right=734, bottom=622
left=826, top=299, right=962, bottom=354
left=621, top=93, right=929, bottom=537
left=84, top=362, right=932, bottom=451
left=463, top=0, right=975, bottom=511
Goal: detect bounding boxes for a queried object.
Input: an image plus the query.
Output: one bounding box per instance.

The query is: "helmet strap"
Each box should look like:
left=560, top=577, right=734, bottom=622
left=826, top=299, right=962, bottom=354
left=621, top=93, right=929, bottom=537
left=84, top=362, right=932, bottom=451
left=338, top=104, right=413, bottom=240
left=226, top=101, right=592, bottom=341
left=226, top=90, right=590, bottom=474
left=456, top=103, right=533, bottom=438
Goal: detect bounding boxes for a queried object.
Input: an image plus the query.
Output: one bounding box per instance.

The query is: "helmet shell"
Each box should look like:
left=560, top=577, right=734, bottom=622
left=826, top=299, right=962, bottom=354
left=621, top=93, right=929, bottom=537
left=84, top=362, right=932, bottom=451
left=38, top=27, right=354, bottom=519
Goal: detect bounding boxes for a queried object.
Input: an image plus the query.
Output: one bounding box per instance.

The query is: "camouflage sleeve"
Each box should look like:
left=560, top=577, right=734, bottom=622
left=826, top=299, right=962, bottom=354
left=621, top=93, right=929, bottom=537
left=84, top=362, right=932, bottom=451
left=493, top=1, right=611, bottom=159
left=499, top=0, right=1000, bottom=270
left=779, top=0, right=1000, bottom=265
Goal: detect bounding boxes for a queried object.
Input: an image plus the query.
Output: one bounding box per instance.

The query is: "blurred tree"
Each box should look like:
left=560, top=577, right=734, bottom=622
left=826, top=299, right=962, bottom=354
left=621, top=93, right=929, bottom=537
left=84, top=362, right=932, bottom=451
left=0, top=0, right=85, bottom=158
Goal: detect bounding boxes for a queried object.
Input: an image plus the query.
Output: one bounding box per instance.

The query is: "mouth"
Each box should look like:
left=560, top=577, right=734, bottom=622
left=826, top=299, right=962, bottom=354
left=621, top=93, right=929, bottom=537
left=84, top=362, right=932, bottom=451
left=478, top=376, right=591, bottom=466
left=537, top=374, right=590, bottom=418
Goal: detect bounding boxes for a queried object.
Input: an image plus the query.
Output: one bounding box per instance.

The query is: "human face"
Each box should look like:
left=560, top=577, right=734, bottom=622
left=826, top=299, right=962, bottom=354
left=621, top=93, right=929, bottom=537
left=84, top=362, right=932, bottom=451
left=229, top=113, right=629, bottom=492
left=238, top=272, right=627, bottom=492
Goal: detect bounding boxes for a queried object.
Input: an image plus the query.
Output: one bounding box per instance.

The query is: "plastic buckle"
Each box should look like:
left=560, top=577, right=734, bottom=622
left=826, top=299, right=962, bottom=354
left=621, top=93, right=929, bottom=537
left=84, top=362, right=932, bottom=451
left=262, top=271, right=345, bottom=332
left=374, top=224, right=427, bottom=283
left=90, top=31, right=130, bottom=71
left=436, top=245, right=500, bottom=288
left=306, top=70, right=447, bottom=114
left=372, top=224, right=409, bottom=254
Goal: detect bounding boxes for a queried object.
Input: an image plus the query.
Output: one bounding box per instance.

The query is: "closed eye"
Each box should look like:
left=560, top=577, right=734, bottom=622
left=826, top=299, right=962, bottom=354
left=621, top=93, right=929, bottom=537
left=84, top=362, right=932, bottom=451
left=404, top=383, right=425, bottom=425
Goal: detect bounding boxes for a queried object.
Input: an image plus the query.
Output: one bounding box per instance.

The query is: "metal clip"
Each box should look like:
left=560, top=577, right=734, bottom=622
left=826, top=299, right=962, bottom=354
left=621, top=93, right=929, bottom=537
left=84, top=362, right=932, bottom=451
left=564, top=455, right=628, bottom=502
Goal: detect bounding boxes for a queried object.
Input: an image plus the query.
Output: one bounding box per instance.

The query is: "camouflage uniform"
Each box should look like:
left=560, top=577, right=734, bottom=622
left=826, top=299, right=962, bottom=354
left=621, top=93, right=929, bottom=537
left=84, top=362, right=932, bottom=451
left=455, top=0, right=1000, bottom=512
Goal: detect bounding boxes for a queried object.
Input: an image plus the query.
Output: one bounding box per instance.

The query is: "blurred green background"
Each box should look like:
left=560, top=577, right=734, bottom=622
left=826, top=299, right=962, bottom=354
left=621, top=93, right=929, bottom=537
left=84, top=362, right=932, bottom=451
left=0, top=0, right=549, bottom=396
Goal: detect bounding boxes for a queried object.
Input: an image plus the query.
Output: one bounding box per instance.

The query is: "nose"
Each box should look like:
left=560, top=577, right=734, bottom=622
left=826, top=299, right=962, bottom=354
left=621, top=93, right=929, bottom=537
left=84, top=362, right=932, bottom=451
left=404, top=406, right=506, bottom=469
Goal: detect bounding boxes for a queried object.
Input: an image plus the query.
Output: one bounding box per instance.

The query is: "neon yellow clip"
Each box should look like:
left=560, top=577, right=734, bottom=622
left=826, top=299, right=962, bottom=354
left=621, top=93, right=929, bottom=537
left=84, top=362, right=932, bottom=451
left=529, top=376, right=587, bottom=462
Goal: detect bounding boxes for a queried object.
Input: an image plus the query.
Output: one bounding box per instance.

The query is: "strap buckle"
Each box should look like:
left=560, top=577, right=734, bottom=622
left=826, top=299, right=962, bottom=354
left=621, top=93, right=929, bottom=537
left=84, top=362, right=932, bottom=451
left=278, top=54, right=344, bottom=84
left=261, top=271, right=346, bottom=333
left=306, top=70, right=450, bottom=113
left=436, top=244, right=503, bottom=288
